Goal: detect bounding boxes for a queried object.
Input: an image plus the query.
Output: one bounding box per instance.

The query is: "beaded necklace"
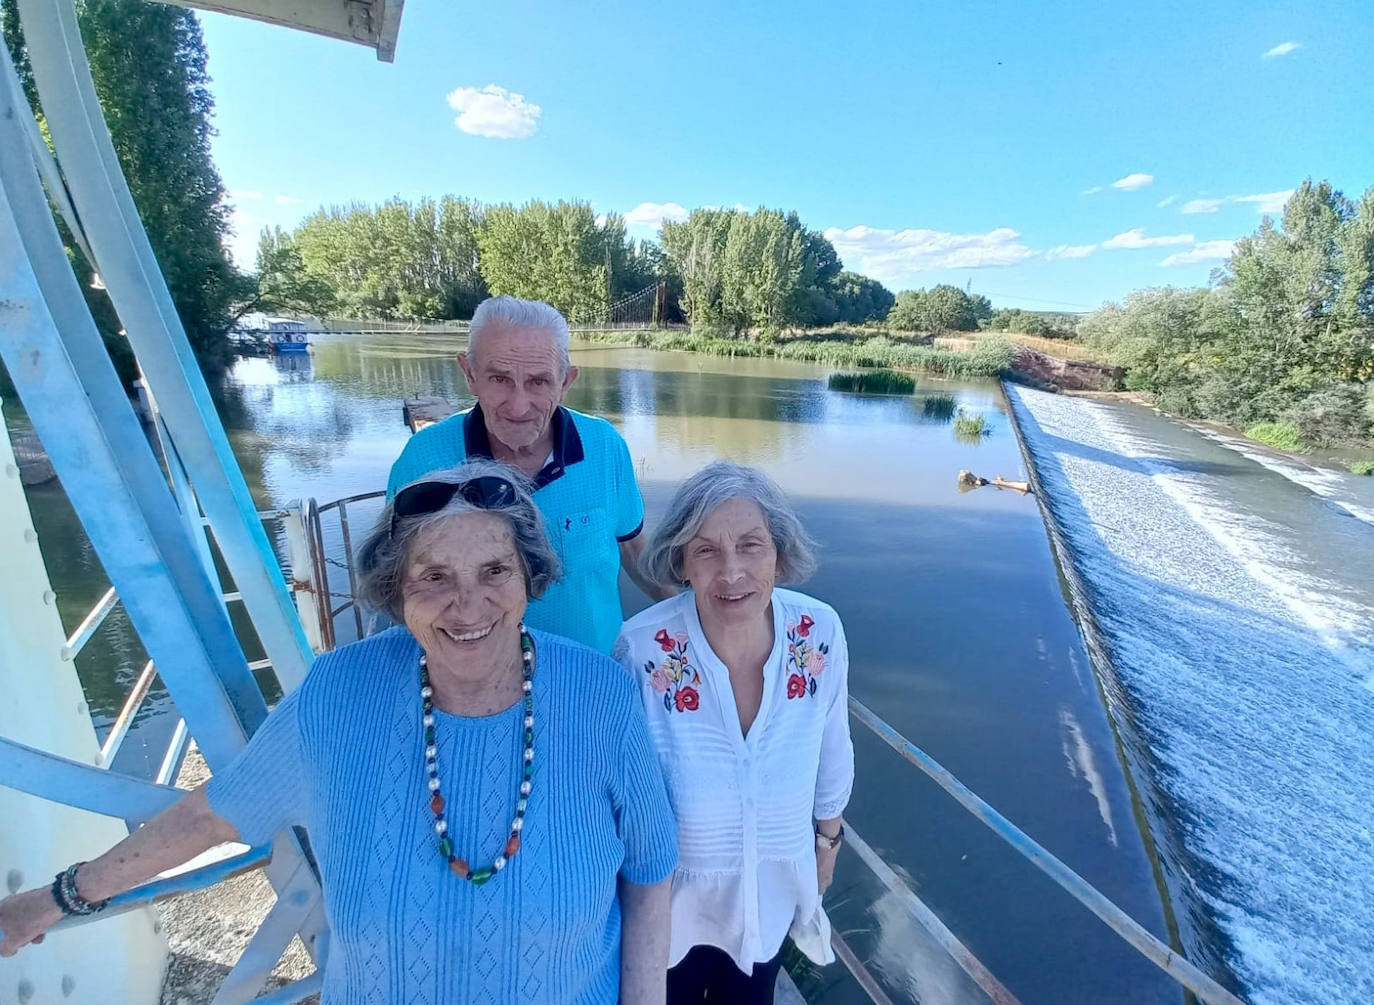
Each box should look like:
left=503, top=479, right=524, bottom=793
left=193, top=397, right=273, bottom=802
left=420, top=626, right=534, bottom=885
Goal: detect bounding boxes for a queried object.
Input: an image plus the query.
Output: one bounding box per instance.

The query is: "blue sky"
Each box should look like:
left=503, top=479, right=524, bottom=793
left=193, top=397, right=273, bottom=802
left=200, top=0, right=1373, bottom=312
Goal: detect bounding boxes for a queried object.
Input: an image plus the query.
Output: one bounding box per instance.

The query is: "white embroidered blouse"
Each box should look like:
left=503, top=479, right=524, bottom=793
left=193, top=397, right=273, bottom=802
left=613, top=587, right=855, bottom=970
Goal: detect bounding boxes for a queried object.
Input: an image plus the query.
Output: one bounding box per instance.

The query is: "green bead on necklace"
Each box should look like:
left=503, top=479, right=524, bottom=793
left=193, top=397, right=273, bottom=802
left=420, top=626, right=535, bottom=884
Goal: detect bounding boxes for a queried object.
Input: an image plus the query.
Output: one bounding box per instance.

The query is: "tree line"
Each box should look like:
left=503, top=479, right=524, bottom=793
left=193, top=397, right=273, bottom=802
left=257, top=199, right=898, bottom=332
left=1079, top=179, right=1374, bottom=448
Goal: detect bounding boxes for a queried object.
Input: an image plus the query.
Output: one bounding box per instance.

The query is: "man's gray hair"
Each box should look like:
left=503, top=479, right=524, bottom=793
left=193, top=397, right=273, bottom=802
left=357, top=458, right=562, bottom=622
left=642, top=461, right=818, bottom=591
left=468, top=295, right=572, bottom=372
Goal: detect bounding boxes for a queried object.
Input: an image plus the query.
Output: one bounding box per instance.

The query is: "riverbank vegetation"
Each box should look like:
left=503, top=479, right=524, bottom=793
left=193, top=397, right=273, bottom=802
left=1079, top=179, right=1374, bottom=449
left=2, top=0, right=245, bottom=382
left=827, top=370, right=916, bottom=393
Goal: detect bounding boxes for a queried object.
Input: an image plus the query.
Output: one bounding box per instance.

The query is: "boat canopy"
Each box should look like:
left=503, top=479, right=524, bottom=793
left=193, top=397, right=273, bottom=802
left=157, top=0, right=405, bottom=61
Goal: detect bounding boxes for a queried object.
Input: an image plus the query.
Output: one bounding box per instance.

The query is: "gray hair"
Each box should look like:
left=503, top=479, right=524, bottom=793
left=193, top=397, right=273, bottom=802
left=642, top=461, right=818, bottom=591
left=468, top=295, right=572, bottom=372
left=356, top=458, right=562, bottom=622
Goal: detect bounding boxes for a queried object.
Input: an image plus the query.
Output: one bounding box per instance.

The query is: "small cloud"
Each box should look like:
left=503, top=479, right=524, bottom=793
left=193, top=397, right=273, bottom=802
left=229, top=189, right=263, bottom=201
left=1046, top=244, right=1097, bottom=260
left=1263, top=42, right=1301, bottom=59
left=823, top=225, right=1035, bottom=286
left=1112, top=173, right=1154, bottom=191
left=1161, top=240, right=1236, bottom=266
left=1181, top=198, right=1223, bottom=214
left=274, top=195, right=304, bottom=206
left=1233, top=189, right=1294, bottom=214
left=1102, top=228, right=1195, bottom=249
left=1157, top=195, right=1179, bottom=208
left=1081, top=186, right=1103, bottom=195
left=446, top=84, right=541, bottom=139
left=624, top=201, right=690, bottom=230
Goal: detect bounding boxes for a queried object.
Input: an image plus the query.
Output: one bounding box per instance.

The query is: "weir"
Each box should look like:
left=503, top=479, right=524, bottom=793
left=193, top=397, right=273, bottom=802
left=0, top=2, right=1250, bottom=1002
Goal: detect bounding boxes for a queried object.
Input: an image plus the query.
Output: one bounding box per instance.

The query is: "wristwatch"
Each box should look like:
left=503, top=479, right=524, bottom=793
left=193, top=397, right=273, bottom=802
left=815, top=823, right=844, bottom=851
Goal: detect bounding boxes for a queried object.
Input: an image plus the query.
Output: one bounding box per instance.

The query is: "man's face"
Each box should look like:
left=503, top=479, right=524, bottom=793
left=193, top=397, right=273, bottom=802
left=458, top=323, right=578, bottom=453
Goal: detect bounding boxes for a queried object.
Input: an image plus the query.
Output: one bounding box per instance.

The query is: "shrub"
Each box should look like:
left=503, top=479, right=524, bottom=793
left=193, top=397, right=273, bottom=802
left=1350, top=459, right=1374, bottom=476
left=1282, top=384, right=1372, bottom=447
left=1245, top=422, right=1306, bottom=452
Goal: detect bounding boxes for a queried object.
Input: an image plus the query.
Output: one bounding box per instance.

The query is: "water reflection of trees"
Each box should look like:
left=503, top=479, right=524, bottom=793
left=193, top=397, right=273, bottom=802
left=914, top=393, right=957, bottom=424
left=570, top=366, right=829, bottom=426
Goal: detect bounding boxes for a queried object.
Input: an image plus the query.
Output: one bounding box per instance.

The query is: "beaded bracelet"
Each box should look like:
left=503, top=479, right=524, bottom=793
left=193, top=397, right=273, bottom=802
left=50, top=862, right=109, bottom=916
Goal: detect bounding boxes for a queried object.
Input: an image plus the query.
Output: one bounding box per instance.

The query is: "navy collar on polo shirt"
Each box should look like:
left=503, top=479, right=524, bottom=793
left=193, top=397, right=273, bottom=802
left=462, top=403, right=585, bottom=489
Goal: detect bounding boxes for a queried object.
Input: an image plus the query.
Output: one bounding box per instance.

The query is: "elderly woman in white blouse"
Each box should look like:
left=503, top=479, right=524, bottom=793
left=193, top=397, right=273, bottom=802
left=614, top=461, right=854, bottom=1003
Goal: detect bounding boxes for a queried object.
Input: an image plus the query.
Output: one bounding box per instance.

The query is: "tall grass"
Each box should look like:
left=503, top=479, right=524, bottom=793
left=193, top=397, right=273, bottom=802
left=952, top=408, right=991, bottom=444
left=575, top=329, right=1016, bottom=378
left=1245, top=422, right=1307, bottom=453
left=827, top=370, right=916, bottom=394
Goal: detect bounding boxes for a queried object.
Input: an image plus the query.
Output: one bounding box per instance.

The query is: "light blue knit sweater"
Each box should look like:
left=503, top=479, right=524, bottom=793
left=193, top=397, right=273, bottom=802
left=207, top=627, right=677, bottom=1003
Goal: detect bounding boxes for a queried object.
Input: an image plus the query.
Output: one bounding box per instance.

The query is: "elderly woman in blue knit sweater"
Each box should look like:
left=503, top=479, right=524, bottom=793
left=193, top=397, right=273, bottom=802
left=0, top=460, right=678, bottom=1003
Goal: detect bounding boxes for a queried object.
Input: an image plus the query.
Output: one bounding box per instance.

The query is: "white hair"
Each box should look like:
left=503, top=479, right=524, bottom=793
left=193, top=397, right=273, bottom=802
left=468, top=296, right=572, bottom=371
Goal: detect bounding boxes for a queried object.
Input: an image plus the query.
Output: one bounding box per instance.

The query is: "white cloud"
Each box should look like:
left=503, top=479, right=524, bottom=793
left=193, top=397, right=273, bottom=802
left=1046, top=244, right=1097, bottom=260
left=1233, top=189, right=1294, bottom=214
left=446, top=84, right=541, bottom=139
left=1112, top=173, right=1154, bottom=191
left=1102, top=228, right=1195, bottom=249
left=823, top=225, right=1035, bottom=285
left=1081, top=185, right=1103, bottom=195
left=1157, top=195, right=1179, bottom=208
left=274, top=195, right=304, bottom=206
left=1161, top=240, right=1236, bottom=266
left=624, top=201, right=690, bottom=230
left=1181, top=198, right=1223, bottom=214
left=1263, top=42, right=1301, bottom=59
left=229, top=189, right=263, bottom=201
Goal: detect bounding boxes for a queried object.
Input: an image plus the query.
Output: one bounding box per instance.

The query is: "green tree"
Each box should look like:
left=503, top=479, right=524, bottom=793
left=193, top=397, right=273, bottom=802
left=476, top=200, right=617, bottom=322
left=3, top=0, right=243, bottom=376
left=888, top=284, right=983, bottom=335
left=830, top=271, right=894, bottom=324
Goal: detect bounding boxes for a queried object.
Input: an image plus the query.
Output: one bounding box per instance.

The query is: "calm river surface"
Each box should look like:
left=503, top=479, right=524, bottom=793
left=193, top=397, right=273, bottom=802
left=13, top=335, right=1185, bottom=1003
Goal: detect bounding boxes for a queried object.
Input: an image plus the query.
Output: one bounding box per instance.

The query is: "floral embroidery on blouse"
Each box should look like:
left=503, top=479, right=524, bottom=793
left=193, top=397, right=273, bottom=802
left=647, top=628, right=701, bottom=713
left=785, top=614, right=828, bottom=699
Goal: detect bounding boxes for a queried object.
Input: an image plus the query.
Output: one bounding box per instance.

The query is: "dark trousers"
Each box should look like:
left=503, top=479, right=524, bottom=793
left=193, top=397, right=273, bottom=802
left=667, top=944, right=786, bottom=1004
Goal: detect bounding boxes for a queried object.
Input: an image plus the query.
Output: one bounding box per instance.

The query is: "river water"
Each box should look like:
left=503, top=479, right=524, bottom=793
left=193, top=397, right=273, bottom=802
left=1009, top=385, right=1374, bottom=1004
left=13, top=335, right=1190, bottom=1003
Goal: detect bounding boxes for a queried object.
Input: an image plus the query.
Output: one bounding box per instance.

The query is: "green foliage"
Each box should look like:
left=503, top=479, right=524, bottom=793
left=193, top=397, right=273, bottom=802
left=988, top=308, right=1080, bottom=338
left=4, top=0, right=242, bottom=376
left=887, top=284, right=988, bottom=334
left=659, top=208, right=874, bottom=334
left=1245, top=423, right=1306, bottom=452
left=1081, top=181, right=1374, bottom=446
left=477, top=200, right=619, bottom=321
left=827, top=370, right=915, bottom=394
left=1350, top=459, right=1374, bottom=476
left=952, top=409, right=991, bottom=444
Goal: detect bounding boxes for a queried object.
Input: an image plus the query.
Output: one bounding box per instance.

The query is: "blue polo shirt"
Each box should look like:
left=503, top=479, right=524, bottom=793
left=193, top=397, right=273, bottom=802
left=386, top=405, right=644, bottom=654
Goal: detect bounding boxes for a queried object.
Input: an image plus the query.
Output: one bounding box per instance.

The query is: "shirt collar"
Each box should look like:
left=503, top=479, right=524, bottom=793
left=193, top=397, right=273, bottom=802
left=463, top=404, right=584, bottom=489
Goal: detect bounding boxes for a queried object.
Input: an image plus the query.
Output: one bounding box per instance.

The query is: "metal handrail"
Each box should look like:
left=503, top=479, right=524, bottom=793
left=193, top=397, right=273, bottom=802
left=62, top=585, right=118, bottom=660
left=847, top=698, right=1245, bottom=1005
left=98, top=658, right=157, bottom=766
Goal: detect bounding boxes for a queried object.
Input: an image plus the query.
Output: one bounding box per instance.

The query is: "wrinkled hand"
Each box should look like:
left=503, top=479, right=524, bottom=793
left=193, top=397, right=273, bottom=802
left=816, top=843, right=839, bottom=895
left=0, top=888, right=63, bottom=957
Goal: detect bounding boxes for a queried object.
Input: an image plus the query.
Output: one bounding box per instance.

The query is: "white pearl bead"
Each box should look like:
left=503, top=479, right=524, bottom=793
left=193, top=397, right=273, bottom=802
left=434, top=820, right=446, bottom=834
left=512, top=818, right=524, bottom=831
left=522, top=680, right=532, bottom=693
left=425, top=745, right=437, bottom=759
left=423, top=714, right=434, bottom=727
left=524, top=716, right=533, bottom=729
left=428, top=777, right=440, bottom=791
left=493, top=856, right=506, bottom=870
left=523, top=748, right=534, bottom=762
left=420, top=686, right=432, bottom=699
left=520, top=781, right=532, bottom=795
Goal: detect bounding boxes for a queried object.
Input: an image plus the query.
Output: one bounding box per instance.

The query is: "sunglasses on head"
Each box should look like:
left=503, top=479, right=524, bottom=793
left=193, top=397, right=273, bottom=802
left=390, top=475, right=519, bottom=538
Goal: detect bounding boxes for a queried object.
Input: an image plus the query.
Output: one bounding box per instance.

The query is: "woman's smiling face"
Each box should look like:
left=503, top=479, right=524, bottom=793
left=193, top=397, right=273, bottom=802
left=680, top=496, right=778, bottom=629
left=401, top=511, right=528, bottom=671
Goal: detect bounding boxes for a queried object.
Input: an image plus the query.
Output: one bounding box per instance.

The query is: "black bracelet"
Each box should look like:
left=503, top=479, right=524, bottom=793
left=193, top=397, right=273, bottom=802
left=50, top=863, right=108, bottom=917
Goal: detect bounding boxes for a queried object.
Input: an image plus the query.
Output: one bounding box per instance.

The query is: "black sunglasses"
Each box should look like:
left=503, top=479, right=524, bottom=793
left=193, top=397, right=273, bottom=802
left=390, top=475, right=519, bottom=538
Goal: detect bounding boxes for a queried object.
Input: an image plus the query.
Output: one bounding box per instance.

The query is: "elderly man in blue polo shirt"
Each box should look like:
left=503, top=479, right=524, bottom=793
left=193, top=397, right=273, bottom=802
left=387, top=295, right=666, bottom=653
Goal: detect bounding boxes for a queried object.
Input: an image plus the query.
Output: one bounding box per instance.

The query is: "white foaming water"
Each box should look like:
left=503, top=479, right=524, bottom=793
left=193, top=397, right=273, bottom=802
left=1008, top=385, right=1374, bottom=1004
left=1194, top=426, right=1374, bottom=529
